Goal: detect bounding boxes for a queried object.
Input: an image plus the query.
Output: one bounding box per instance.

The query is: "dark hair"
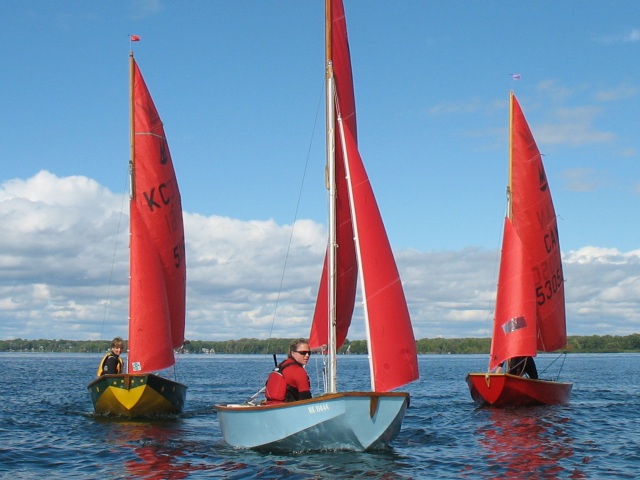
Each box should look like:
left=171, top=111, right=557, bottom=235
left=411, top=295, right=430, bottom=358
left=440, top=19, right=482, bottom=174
left=289, top=338, right=309, bottom=355
left=111, top=337, right=125, bottom=349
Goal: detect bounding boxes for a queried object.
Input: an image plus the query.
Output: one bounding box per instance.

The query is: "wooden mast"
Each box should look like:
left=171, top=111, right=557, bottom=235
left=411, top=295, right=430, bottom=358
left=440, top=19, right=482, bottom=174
left=507, top=90, right=514, bottom=220
left=129, top=53, right=136, bottom=200
left=325, top=0, right=338, bottom=394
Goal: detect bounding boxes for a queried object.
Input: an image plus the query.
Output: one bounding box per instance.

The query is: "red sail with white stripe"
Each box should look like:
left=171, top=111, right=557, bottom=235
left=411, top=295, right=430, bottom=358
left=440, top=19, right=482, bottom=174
left=128, top=59, right=186, bottom=374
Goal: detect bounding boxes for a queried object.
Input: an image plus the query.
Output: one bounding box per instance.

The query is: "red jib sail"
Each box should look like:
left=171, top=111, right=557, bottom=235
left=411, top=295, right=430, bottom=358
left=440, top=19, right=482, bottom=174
left=309, top=0, right=418, bottom=392
left=339, top=123, right=419, bottom=391
left=510, top=93, right=566, bottom=353
left=128, top=58, right=186, bottom=374
left=489, top=217, right=538, bottom=370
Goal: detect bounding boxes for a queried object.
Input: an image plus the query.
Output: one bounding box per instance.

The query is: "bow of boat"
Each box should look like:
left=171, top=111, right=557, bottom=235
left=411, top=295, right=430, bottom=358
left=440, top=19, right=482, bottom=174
left=88, top=373, right=187, bottom=417
left=466, top=373, right=572, bottom=407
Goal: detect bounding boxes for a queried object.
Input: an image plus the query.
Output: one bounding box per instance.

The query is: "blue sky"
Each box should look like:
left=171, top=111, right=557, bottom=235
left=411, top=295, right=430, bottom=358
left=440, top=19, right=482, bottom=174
left=1, top=1, right=639, bottom=342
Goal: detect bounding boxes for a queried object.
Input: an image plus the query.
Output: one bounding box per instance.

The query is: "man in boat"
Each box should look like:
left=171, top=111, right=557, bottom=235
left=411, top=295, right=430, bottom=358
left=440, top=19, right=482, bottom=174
left=507, top=356, right=538, bottom=379
left=96, top=337, right=124, bottom=376
left=264, top=338, right=312, bottom=403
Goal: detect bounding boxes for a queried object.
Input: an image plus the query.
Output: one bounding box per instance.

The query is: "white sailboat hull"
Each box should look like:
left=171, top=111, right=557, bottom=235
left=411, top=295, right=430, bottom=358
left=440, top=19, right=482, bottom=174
left=216, top=392, right=409, bottom=452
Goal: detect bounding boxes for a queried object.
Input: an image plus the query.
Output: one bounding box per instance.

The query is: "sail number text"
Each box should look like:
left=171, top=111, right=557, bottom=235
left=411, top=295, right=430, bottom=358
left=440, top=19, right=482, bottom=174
left=536, top=265, right=563, bottom=305
left=173, top=236, right=185, bottom=268
left=308, top=403, right=330, bottom=414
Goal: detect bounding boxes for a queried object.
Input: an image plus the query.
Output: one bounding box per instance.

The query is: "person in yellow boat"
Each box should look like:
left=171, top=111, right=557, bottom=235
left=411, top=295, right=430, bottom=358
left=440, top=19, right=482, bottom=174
left=96, top=337, right=124, bottom=376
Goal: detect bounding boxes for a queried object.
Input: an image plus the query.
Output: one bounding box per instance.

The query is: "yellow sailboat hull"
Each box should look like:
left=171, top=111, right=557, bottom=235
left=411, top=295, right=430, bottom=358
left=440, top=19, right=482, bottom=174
left=88, top=373, right=186, bottom=417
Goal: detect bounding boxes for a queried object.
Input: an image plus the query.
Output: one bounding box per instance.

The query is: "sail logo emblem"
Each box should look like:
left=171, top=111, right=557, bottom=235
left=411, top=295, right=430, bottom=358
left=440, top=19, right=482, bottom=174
left=132, top=362, right=142, bottom=371
left=502, top=315, right=528, bottom=334
left=538, top=165, right=548, bottom=192
left=160, top=140, right=169, bottom=165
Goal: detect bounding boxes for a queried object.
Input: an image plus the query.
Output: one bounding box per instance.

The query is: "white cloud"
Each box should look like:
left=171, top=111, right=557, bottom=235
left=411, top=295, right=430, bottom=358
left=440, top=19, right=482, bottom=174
left=598, top=28, right=640, bottom=45
left=131, top=0, right=164, bottom=19
left=594, top=83, right=639, bottom=102
left=534, top=106, right=616, bottom=146
left=559, top=168, right=600, bottom=192
left=627, top=29, right=640, bottom=43
left=536, top=79, right=576, bottom=102
left=1, top=172, right=639, bottom=341
left=426, top=98, right=486, bottom=116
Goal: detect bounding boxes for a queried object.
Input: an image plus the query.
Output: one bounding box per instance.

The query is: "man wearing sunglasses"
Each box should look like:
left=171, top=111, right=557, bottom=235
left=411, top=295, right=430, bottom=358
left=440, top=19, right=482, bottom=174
left=265, top=338, right=312, bottom=403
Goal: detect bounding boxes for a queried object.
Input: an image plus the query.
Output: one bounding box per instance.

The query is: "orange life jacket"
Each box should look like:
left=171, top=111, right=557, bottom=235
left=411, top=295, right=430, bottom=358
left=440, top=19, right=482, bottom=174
left=264, top=360, right=294, bottom=402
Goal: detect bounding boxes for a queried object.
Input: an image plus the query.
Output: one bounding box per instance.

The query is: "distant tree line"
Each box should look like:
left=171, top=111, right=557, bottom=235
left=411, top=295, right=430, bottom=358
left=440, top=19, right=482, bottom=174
left=1, top=334, right=639, bottom=354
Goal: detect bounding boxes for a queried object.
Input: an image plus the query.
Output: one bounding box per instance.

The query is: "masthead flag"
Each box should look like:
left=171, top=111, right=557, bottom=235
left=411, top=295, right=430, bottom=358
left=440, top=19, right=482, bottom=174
left=130, top=35, right=141, bottom=41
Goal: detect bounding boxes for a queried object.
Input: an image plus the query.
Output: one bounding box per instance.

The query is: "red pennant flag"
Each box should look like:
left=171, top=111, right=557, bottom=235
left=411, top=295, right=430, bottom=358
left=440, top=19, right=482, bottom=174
left=130, top=35, right=141, bottom=41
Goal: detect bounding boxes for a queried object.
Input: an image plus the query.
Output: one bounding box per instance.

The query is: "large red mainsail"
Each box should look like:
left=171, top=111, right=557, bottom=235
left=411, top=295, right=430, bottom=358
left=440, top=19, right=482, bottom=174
left=509, top=93, right=566, bottom=353
left=128, top=58, right=186, bottom=374
left=309, top=0, right=418, bottom=392
left=309, top=0, right=358, bottom=352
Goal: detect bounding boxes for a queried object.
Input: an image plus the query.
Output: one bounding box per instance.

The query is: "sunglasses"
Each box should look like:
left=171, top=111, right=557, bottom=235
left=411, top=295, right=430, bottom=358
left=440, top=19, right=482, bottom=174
left=294, top=350, right=312, bottom=356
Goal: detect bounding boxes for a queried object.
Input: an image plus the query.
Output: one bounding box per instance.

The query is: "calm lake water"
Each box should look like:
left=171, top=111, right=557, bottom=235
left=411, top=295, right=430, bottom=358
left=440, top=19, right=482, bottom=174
left=0, top=352, right=638, bottom=479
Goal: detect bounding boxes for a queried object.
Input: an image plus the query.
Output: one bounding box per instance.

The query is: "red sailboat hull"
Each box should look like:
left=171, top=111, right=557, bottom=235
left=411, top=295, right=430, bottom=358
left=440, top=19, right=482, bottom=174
left=466, top=373, right=572, bottom=407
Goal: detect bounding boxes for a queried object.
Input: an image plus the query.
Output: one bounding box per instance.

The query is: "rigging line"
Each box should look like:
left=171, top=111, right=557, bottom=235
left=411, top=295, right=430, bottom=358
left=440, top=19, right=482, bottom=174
left=99, top=171, right=129, bottom=341
left=265, top=79, right=325, bottom=353
left=539, top=351, right=567, bottom=379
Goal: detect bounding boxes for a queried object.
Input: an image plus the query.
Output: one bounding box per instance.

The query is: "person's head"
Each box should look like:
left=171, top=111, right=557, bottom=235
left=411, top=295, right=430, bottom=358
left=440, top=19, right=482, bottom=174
left=288, top=338, right=311, bottom=366
left=111, top=337, right=125, bottom=355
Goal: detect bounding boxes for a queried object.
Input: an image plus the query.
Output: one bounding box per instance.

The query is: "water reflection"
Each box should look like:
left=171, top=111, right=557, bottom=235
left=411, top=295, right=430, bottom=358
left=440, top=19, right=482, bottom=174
left=105, top=421, right=202, bottom=479
left=477, top=408, right=584, bottom=478
left=250, top=449, right=411, bottom=479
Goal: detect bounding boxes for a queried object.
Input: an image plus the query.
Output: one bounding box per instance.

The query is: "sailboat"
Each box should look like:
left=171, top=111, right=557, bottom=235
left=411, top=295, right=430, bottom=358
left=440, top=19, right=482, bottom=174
left=466, top=92, right=572, bottom=407
left=215, top=0, right=419, bottom=451
left=87, top=53, right=188, bottom=416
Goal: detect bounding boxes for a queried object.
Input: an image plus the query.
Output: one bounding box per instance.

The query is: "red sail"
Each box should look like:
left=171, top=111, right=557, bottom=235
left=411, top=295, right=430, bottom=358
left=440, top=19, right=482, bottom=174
left=510, top=94, right=566, bottom=352
left=309, top=0, right=418, bottom=391
left=489, top=218, right=538, bottom=370
left=309, top=0, right=357, bottom=351
left=128, top=59, right=186, bottom=374
left=340, top=123, right=419, bottom=391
